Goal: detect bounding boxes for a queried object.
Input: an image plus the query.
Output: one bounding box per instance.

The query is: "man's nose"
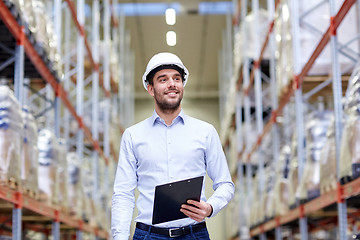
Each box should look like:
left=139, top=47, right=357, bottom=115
left=168, top=78, right=176, bottom=86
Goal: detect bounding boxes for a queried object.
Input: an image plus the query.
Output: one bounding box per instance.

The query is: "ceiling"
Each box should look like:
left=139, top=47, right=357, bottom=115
left=118, top=1, right=230, bottom=99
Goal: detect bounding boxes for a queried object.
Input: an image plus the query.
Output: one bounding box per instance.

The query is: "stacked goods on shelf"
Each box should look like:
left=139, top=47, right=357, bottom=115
left=225, top=184, right=241, bottom=238
left=274, top=0, right=359, bottom=97
left=259, top=134, right=277, bottom=221
left=67, top=152, right=81, bottom=217
left=57, top=139, right=68, bottom=212
left=96, top=156, right=110, bottom=229
left=6, top=0, right=61, bottom=78
left=319, top=115, right=337, bottom=193
left=238, top=8, right=271, bottom=61
left=273, top=145, right=291, bottom=216
left=297, top=109, right=332, bottom=202
left=287, top=132, right=300, bottom=208
left=0, top=85, right=23, bottom=187
left=82, top=157, right=96, bottom=226
left=340, top=62, right=360, bottom=183
left=37, top=128, right=59, bottom=204
left=263, top=163, right=276, bottom=221
left=7, top=0, right=36, bottom=37
left=21, top=106, right=39, bottom=197
left=249, top=171, right=259, bottom=227
left=31, top=0, right=61, bottom=76
left=228, top=129, right=239, bottom=174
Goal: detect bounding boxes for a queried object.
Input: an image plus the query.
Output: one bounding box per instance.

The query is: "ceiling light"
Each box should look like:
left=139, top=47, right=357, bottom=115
left=166, top=31, right=176, bottom=46
left=165, top=8, right=176, bottom=25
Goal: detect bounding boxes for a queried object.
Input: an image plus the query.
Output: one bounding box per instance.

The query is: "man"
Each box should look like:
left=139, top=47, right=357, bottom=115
left=111, top=52, right=234, bottom=240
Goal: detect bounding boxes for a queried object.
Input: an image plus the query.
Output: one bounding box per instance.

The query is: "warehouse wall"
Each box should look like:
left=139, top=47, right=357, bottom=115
left=133, top=97, right=230, bottom=240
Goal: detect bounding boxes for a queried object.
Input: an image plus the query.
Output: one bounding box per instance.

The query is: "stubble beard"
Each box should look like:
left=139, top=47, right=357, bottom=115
left=154, top=88, right=183, bottom=114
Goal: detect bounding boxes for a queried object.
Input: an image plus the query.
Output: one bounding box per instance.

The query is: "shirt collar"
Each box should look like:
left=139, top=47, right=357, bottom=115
left=151, top=109, right=185, bottom=126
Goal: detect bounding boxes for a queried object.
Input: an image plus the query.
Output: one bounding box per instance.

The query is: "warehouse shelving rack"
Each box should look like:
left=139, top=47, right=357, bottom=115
left=0, top=0, right=134, bottom=239
left=220, top=0, right=360, bottom=239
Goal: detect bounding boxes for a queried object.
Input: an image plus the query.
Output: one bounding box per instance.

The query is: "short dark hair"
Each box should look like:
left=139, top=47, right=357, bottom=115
left=146, top=64, right=185, bottom=86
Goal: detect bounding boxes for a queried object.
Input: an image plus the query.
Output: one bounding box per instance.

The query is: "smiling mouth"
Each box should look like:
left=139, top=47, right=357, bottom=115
left=166, top=91, right=178, bottom=96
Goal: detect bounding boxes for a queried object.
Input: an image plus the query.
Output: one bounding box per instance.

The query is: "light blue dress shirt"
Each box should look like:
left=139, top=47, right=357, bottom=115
left=111, top=110, right=235, bottom=240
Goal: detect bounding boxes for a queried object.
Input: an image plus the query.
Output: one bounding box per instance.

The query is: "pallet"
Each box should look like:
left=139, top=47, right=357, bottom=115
left=0, top=177, right=20, bottom=191
left=320, top=178, right=337, bottom=194
left=22, top=187, right=39, bottom=200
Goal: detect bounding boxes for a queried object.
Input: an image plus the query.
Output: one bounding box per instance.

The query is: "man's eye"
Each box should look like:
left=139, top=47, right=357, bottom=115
left=160, top=79, right=166, bottom=82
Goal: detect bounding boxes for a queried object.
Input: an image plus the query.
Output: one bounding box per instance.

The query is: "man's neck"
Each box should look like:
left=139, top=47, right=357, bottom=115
left=155, top=107, right=181, bottom=125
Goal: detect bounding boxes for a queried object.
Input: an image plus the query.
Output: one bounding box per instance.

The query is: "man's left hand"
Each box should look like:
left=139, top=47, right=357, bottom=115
left=180, top=200, right=213, bottom=222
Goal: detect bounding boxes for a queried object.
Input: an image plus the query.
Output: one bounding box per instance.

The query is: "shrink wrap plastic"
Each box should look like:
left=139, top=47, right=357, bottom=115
left=9, top=0, right=61, bottom=76
left=21, top=106, right=38, bottom=194
left=82, top=158, right=96, bottom=224
left=273, top=145, right=291, bottom=216
left=67, top=152, right=82, bottom=217
left=238, top=9, right=271, bottom=61
left=263, top=164, right=276, bottom=220
left=0, top=86, right=23, bottom=185
left=8, top=0, right=37, bottom=34
left=297, top=110, right=332, bottom=202
left=288, top=133, right=300, bottom=208
left=274, top=0, right=359, bottom=97
left=37, top=129, right=59, bottom=203
left=57, top=139, right=68, bottom=211
left=319, top=116, right=338, bottom=193
left=340, top=63, right=360, bottom=183
left=249, top=174, right=260, bottom=227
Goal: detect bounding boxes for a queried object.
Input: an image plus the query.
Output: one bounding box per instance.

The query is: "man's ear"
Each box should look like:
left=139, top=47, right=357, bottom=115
left=147, top=84, right=154, bottom=97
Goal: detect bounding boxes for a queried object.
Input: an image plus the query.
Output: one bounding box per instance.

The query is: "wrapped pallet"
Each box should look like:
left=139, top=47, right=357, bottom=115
left=21, top=106, right=38, bottom=197
left=0, top=85, right=23, bottom=187
left=273, top=145, right=291, bottom=216
left=10, top=0, right=36, bottom=33
left=297, top=110, right=331, bottom=202
left=274, top=0, right=359, bottom=97
left=340, top=63, right=360, bottom=183
left=56, top=139, right=68, bottom=212
left=319, top=116, right=337, bottom=193
left=264, top=164, right=276, bottom=220
left=38, top=128, right=59, bottom=204
left=249, top=174, right=259, bottom=228
left=287, top=133, right=300, bottom=208
left=82, top=157, right=96, bottom=224
left=67, top=152, right=82, bottom=217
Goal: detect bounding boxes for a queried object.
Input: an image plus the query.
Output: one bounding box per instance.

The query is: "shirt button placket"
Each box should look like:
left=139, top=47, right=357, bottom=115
left=167, top=127, right=174, bottom=180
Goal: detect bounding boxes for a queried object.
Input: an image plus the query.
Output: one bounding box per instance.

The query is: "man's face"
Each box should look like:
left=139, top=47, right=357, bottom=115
left=147, top=68, right=184, bottom=111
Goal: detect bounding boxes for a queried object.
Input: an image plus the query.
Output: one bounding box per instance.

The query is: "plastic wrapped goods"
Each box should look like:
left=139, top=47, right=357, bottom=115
left=0, top=85, right=23, bottom=186
left=274, top=0, right=359, bottom=97
left=319, top=116, right=337, bottom=193
left=340, top=115, right=360, bottom=182
left=56, top=139, right=68, bottom=211
left=239, top=9, right=271, bottom=60
left=81, top=158, right=95, bottom=223
left=21, top=106, right=38, bottom=195
left=264, top=164, right=277, bottom=220
left=67, top=152, right=81, bottom=216
left=37, top=129, right=59, bottom=203
left=297, top=110, right=331, bottom=202
left=288, top=132, right=301, bottom=208
left=273, top=145, right=291, bottom=216
left=340, top=63, right=360, bottom=183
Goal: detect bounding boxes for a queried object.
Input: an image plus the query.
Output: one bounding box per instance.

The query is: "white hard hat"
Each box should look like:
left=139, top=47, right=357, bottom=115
left=142, top=52, right=189, bottom=90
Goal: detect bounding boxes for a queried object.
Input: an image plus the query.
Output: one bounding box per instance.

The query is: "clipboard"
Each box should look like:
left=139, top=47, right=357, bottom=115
left=152, top=176, right=204, bottom=225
